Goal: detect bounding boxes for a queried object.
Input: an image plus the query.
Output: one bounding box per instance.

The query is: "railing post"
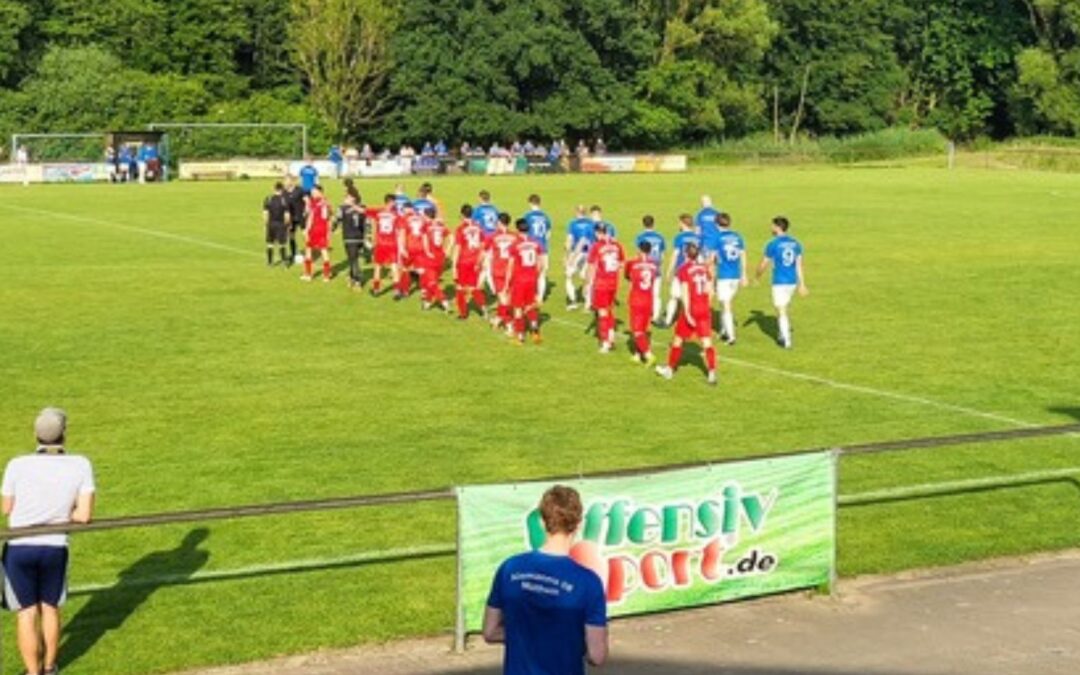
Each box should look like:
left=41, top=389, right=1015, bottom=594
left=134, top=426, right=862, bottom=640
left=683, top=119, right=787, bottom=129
left=829, top=447, right=841, bottom=596
left=453, top=487, right=466, bottom=654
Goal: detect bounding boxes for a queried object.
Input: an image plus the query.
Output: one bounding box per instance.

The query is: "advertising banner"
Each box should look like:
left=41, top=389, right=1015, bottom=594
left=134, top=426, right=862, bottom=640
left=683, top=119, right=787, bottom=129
left=0, top=164, right=42, bottom=184
left=179, top=160, right=291, bottom=180
left=581, top=156, right=638, bottom=173
left=457, top=451, right=836, bottom=634
left=42, top=163, right=108, bottom=183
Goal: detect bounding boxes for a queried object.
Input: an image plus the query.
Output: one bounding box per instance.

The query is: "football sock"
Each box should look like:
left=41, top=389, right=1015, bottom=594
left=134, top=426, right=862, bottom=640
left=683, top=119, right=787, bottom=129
left=779, top=315, right=791, bottom=344
left=266, top=247, right=273, bottom=264
left=373, top=278, right=382, bottom=292
left=279, top=247, right=288, bottom=264
left=497, top=304, right=509, bottom=325
left=514, top=316, right=526, bottom=335
left=668, top=345, right=683, bottom=369
left=705, top=346, right=717, bottom=371
left=635, top=334, right=650, bottom=356
left=722, top=310, right=735, bottom=339
left=456, top=290, right=467, bottom=317
left=322, top=261, right=331, bottom=280
left=303, top=258, right=312, bottom=276
left=538, top=277, right=547, bottom=301
left=397, top=272, right=410, bottom=295
left=472, top=290, right=487, bottom=310
left=289, top=238, right=297, bottom=259
left=526, top=308, right=540, bottom=331
left=566, top=280, right=577, bottom=304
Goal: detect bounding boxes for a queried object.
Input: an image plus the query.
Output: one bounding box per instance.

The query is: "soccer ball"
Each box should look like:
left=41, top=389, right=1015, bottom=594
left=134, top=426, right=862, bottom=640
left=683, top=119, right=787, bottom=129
left=294, top=254, right=305, bottom=265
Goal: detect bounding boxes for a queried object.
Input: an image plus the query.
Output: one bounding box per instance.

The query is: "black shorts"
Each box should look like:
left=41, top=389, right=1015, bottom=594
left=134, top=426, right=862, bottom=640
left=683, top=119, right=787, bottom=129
left=266, top=222, right=287, bottom=244
left=2, top=544, right=69, bottom=610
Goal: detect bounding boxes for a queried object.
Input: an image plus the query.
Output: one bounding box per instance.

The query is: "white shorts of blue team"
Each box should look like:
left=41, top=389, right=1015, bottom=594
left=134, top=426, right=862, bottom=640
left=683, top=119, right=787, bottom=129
left=565, top=252, right=589, bottom=277
left=772, top=284, right=797, bottom=308
left=668, top=277, right=682, bottom=300
left=716, top=279, right=741, bottom=304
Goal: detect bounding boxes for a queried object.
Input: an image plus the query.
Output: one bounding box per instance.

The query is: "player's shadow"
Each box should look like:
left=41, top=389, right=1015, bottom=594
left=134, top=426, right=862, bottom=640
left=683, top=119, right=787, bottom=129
left=1047, top=406, right=1080, bottom=422
left=745, top=310, right=779, bottom=342
left=60, top=528, right=211, bottom=669
left=680, top=343, right=709, bottom=376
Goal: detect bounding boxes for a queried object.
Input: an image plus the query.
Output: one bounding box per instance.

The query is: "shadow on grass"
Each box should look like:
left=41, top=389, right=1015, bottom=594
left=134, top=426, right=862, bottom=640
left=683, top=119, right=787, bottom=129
left=60, top=528, right=210, bottom=669
left=437, top=662, right=926, bottom=675
left=744, top=310, right=779, bottom=342
left=1048, top=406, right=1080, bottom=422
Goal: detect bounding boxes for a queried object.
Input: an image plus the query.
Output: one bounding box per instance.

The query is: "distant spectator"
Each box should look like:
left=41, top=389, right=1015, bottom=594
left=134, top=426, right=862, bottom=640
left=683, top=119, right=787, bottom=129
left=510, top=140, right=523, bottom=156
left=434, top=139, right=448, bottom=156
left=15, top=144, right=28, bottom=166
left=118, top=145, right=132, bottom=182
left=104, top=146, right=117, bottom=182
left=460, top=141, right=471, bottom=157
left=523, top=140, right=535, bottom=156
left=483, top=485, right=608, bottom=674
left=595, top=137, right=607, bottom=155
left=2, top=407, right=95, bottom=675
left=344, top=145, right=359, bottom=161
left=576, top=139, right=589, bottom=158
left=328, top=145, right=344, bottom=178
left=144, top=143, right=161, bottom=182
left=136, top=142, right=150, bottom=183
left=422, top=141, right=434, bottom=157
left=298, top=157, right=318, bottom=196
left=361, top=143, right=374, bottom=164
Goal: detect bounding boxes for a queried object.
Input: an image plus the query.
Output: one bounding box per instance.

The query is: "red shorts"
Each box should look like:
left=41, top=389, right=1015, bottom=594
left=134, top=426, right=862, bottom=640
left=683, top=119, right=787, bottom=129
left=492, top=274, right=508, bottom=294
left=628, top=302, right=653, bottom=334
left=374, top=244, right=397, bottom=266
left=510, top=279, right=538, bottom=308
left=421, top=264, right=442, bottom=289
left=456, top=263, right=480, bottom=287
left=675, top=312, right=713, bottom=341
left=592, top=287, right=616, bottom=310
left=306, top=228, right=329, bottom=250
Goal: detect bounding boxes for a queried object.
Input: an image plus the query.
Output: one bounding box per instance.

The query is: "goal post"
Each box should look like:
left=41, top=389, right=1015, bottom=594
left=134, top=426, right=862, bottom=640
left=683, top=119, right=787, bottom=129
left=10, top=132, right=108, bottom=163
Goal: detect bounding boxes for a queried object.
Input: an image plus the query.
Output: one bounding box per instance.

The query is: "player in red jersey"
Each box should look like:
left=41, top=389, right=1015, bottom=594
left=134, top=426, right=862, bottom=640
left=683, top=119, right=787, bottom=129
left=656, top=242, right=718, bottom=385
left=450, top=205, right=488, bottom=319
left=301, top=184, right=333, bottom=282
left=484, top=212, right=519, bottom=331
left=395, top=203, right=429, bottom=300
left=419, top=207, right=451, bottom=311
left=625, top=240, right=660, bottom=365
left=368, top=194, right=402, bottom=295
left=586, top=224, right=625, bottom=353
left=503, top=218, right=546, bottom=344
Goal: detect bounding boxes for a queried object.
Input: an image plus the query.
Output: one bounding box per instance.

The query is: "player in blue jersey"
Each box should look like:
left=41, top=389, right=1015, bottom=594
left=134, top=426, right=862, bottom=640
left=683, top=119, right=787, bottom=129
left=635, top=215, right=667, bottom=323
left=524, top=194, right=553, bottom=299
left=663, top=214, right=702, bottom=327
left=484, top=485, right=608, bottom=675
left=564, top=205, right=595, bottom=309
left=392, top=184, right=411, bottom=213
left=298, top=158, right=318, bottom=196
left=411, top=182, right=440, bottom=219
left=589, top=205, right=616, bottom=238
left=473, top=190, right=500, bottom=237
left=695, top=195, right=722, bottom=257
left=711, top=213, right=748, bottom=345
left=755, top=216, right=808, bottom=349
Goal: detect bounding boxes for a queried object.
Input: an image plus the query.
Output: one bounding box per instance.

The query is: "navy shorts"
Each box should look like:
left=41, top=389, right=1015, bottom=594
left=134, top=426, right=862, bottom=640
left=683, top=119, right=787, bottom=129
left=2, top=545, right=69, bottom=610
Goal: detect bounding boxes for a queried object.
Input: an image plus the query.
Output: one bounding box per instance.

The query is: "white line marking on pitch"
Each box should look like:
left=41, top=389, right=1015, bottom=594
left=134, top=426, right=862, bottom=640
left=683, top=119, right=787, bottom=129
left=3, top=202, right=1049, bottom=430
left=546, top=316, right=1039, bottom=429
left=1, top=203, right=260, bottom=258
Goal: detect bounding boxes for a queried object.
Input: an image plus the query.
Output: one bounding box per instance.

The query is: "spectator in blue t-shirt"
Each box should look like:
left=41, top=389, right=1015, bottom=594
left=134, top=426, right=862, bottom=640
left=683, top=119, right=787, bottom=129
left=328, top=145, right=343, bottom=178
left=484, top=485, right=608, bottom=675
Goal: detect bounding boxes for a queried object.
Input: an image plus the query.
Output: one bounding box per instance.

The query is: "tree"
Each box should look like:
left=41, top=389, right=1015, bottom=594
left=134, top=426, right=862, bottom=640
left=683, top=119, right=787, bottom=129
left=764, top=0, right=905, bottom=136
left=1010, top=0, right=1080, bottom=135
left=0, top=0, right=30, bottom=83
left=629, top=0, right=777, bottom=147
left=290, top=0, right=397, bottom=140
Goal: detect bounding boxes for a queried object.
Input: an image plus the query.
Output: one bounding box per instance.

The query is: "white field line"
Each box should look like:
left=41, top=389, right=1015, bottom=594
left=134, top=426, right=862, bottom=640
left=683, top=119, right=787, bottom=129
left=4, top=202, right=1048, bottom=430
left=545, top=316, right=1040, bottom=429
left=1, top=203, right=259, bottom=258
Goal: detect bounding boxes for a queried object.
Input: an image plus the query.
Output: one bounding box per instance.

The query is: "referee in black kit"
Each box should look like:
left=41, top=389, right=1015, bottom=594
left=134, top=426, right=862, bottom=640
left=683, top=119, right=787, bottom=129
left=263, top=182, right=290, bottom=266
left=284, top=175, right=307, bottom=265
left=337, top=184, right=367, bottom=289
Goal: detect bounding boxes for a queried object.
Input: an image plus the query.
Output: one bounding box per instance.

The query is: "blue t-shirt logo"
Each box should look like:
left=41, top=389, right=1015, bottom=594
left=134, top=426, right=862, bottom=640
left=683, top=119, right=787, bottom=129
left=765, top=235, right=803, bottom=285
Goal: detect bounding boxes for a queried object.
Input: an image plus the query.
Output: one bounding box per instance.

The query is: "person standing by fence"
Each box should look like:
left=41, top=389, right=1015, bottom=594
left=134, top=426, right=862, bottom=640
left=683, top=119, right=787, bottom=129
left=2, top=407, right=95, bottom=675
left=483, top=485, right=608, bottom=674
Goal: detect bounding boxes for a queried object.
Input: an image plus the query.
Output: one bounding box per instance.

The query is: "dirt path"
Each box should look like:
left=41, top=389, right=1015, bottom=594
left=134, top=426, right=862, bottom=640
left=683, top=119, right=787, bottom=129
left=186, top=551, right=1080, bottom=675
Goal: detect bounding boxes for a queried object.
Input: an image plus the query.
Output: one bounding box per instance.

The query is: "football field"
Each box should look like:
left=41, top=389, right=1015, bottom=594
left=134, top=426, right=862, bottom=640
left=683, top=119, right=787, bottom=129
left=1, top=166, right=1078, bottom=673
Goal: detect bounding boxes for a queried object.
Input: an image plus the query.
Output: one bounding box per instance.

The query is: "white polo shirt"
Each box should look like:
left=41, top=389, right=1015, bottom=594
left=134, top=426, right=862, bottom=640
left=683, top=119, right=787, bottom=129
left=2, top=450, right=95, bottom=547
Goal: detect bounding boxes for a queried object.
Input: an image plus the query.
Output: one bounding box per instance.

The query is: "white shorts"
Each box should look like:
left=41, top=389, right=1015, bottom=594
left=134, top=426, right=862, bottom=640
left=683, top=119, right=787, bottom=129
left=566, top=253, right=588, bottom=278
left=716, top=279, right=740, bottom=304
left=669, top=278, right=682, bottom=300
left=772, top=284, right=797, bottom=309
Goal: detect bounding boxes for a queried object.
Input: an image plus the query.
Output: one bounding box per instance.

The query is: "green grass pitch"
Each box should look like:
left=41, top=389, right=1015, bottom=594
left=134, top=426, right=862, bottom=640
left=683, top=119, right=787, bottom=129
left=0, top=167, right=1077, bottom=673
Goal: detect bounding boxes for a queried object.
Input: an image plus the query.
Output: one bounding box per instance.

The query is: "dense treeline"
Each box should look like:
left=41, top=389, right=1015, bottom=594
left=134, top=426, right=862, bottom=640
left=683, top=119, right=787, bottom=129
left=0, top=0, right=1077, bottom=155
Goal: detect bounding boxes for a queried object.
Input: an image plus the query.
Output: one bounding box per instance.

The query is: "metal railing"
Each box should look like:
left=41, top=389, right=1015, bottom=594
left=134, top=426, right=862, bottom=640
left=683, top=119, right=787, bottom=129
left=2, top=423, right=1076, bottom=542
